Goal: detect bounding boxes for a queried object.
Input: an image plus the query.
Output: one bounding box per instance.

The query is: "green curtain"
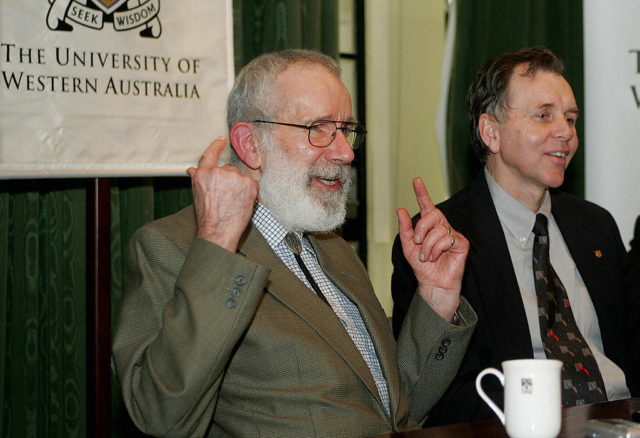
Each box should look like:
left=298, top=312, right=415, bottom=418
left=233, top=0, right=339, bottom=68
left=1, top=180, right=87, bottom=438
left=447, top=0, right=584, bottom=196
left=1, top=1, right=337, bottom=437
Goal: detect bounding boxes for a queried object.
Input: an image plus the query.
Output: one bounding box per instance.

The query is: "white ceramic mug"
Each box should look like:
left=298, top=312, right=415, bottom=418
left=475, top=359, right=562, bottom=438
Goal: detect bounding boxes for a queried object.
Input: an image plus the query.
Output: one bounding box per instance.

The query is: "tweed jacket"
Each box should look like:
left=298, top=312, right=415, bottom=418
left=113, top=206, right=476, bottom=437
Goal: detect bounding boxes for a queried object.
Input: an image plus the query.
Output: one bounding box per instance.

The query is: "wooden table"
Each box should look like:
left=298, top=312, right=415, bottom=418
left=376, top=397, right=640, bottom=437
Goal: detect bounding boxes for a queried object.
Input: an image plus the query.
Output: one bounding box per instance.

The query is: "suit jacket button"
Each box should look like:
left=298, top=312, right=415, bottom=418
left=231, top=287, right=242, bottom=297
left=234, top=275, right=246, bottom=286
left=442, top=339, right=451, bottom=347
left=435, top=353, right=445, bottom=360
left=226, top=298, right=237, bottom=309
left=438, top=346, right=448, bottom=354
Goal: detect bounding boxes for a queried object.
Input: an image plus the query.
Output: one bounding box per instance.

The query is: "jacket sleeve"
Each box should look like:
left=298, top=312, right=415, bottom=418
left=112, top=225, right=270, bottom=437
left=391, top=232, right=419, bottom=340
left=397, top=293, right=477, bottom=425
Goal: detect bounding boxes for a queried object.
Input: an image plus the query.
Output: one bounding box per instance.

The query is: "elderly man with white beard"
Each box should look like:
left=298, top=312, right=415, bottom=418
left=112, top=49, right=477, bottom=438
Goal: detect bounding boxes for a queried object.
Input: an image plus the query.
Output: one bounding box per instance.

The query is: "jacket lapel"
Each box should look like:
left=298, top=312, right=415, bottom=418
left=310, top=233, right=399, bottom=419
left=237, top=225, right=383, bottom=410
left=464, top=175, right=534, bottom=358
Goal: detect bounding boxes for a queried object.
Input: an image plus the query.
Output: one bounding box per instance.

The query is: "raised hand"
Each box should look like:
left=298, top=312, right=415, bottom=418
left=187, top=137, right=259, bottom=252
left=397, top=177, right=469, bottom=321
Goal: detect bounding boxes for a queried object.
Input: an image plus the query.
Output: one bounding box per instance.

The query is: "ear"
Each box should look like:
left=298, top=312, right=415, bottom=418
left=478, top=113, right=500, bottom=154
left=229, top=122, right=262, bottom=170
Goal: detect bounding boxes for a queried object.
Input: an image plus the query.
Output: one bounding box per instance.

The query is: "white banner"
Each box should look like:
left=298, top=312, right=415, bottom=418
left=0, top=0, right=234, bottom=178
left=584, top=0, right=640, bottom=250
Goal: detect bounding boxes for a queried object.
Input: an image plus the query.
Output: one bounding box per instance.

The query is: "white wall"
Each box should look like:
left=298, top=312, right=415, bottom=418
left=365, top=1, right=447, bottom=315
left=584, top=1, right=640, bottom=250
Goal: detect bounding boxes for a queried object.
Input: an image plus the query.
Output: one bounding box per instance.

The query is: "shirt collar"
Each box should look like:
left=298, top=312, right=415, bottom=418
left=251, top=202, right=309, bottom=252
left=484, top=167, right=551, bottom=248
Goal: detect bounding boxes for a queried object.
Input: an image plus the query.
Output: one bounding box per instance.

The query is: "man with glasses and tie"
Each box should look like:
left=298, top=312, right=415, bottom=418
left=113, top=49, right=477, bottom=437
left=392, top=47, right=639, bottom=427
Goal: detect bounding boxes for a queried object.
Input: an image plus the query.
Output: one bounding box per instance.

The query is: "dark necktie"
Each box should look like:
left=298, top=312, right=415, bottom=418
left=284, top=232, right=331, bottom=307
left=532, top=213, right=607, bottom=406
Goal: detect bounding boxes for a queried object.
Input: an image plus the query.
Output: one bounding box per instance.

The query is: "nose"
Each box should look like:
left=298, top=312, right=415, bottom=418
left=554, top=118, right=575, bottom=142
left=324, top=129, right=355, bottom=164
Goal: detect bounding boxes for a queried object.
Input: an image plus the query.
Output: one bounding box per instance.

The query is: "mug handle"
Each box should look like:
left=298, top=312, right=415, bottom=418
left=475, top=367, right=506, bottom=425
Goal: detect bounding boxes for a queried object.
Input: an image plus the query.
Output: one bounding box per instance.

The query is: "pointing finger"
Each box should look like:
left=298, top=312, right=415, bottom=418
left=197, top=136, right=227, bottom=169
left=413, top=177, right=436, bottom=217
left=397, top=208, right=414, bottom=243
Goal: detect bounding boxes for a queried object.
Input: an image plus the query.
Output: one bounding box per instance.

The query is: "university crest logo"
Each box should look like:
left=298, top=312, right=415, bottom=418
left=46, top=0, right=162, bottom=38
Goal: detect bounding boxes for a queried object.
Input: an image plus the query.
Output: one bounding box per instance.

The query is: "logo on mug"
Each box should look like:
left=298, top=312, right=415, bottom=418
left=521, top=378, right=533, bottom=394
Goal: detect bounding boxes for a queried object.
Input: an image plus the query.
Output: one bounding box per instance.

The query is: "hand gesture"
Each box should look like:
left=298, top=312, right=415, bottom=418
left=397, top=177, right=469, bottom=321
left=187, top=137, right=259, bottom=252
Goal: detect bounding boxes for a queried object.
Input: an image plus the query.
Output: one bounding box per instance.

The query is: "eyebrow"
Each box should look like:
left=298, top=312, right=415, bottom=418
left=537, top=102, right=580, bottom=116
left=308, top=117, right=359, bottom=124
left=309, top=111, right=356, bottom=121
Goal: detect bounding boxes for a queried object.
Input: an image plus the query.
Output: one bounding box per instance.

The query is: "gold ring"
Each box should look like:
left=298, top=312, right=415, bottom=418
left=450, top=235, right=456, bottom=247
left=445, top=224, right=452, bottom=235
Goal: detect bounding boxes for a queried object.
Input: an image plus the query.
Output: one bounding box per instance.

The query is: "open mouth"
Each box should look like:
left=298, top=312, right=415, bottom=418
left=546, top=152, right=567, bottom=158
left=316, top=177, right=340, bottom=186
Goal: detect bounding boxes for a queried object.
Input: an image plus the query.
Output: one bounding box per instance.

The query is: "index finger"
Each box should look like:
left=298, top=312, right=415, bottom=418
left=197, top=136, right=227, bottom=169
left=413, top=177, right=436, bottom=217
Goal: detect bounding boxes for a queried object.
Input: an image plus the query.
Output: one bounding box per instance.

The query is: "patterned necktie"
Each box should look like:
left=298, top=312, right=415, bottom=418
left=532, top=213, right=607, bottom=406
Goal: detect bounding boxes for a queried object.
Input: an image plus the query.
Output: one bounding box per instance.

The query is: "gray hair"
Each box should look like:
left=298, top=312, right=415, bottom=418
left=226, top=49, right=341, bottom=166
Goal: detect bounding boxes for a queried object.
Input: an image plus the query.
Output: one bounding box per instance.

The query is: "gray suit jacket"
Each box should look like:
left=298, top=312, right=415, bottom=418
left=113, top=206, right=476, bottom=437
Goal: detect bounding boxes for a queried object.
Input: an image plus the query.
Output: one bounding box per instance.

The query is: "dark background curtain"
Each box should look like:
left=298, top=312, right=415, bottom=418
left=1, top=1, right=337, bottom=437
left=1, top=180, right=87, bottom=437
left=446, top=0, right=584, bottom=197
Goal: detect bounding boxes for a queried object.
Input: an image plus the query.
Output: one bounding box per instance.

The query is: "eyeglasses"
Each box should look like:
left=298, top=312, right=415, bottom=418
left=252, top=119, right=366, bottom=149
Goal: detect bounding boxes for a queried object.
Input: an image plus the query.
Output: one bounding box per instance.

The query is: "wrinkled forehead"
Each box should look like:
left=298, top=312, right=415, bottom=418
left=271, top=63, right=352, bottom=120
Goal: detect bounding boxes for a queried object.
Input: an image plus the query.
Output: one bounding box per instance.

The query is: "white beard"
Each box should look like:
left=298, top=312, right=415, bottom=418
left=257, top=135, right=351, bottom=233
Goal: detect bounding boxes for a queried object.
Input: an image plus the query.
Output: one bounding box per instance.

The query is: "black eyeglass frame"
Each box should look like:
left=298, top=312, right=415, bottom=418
left=252, top=119, right=366, bottom=149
